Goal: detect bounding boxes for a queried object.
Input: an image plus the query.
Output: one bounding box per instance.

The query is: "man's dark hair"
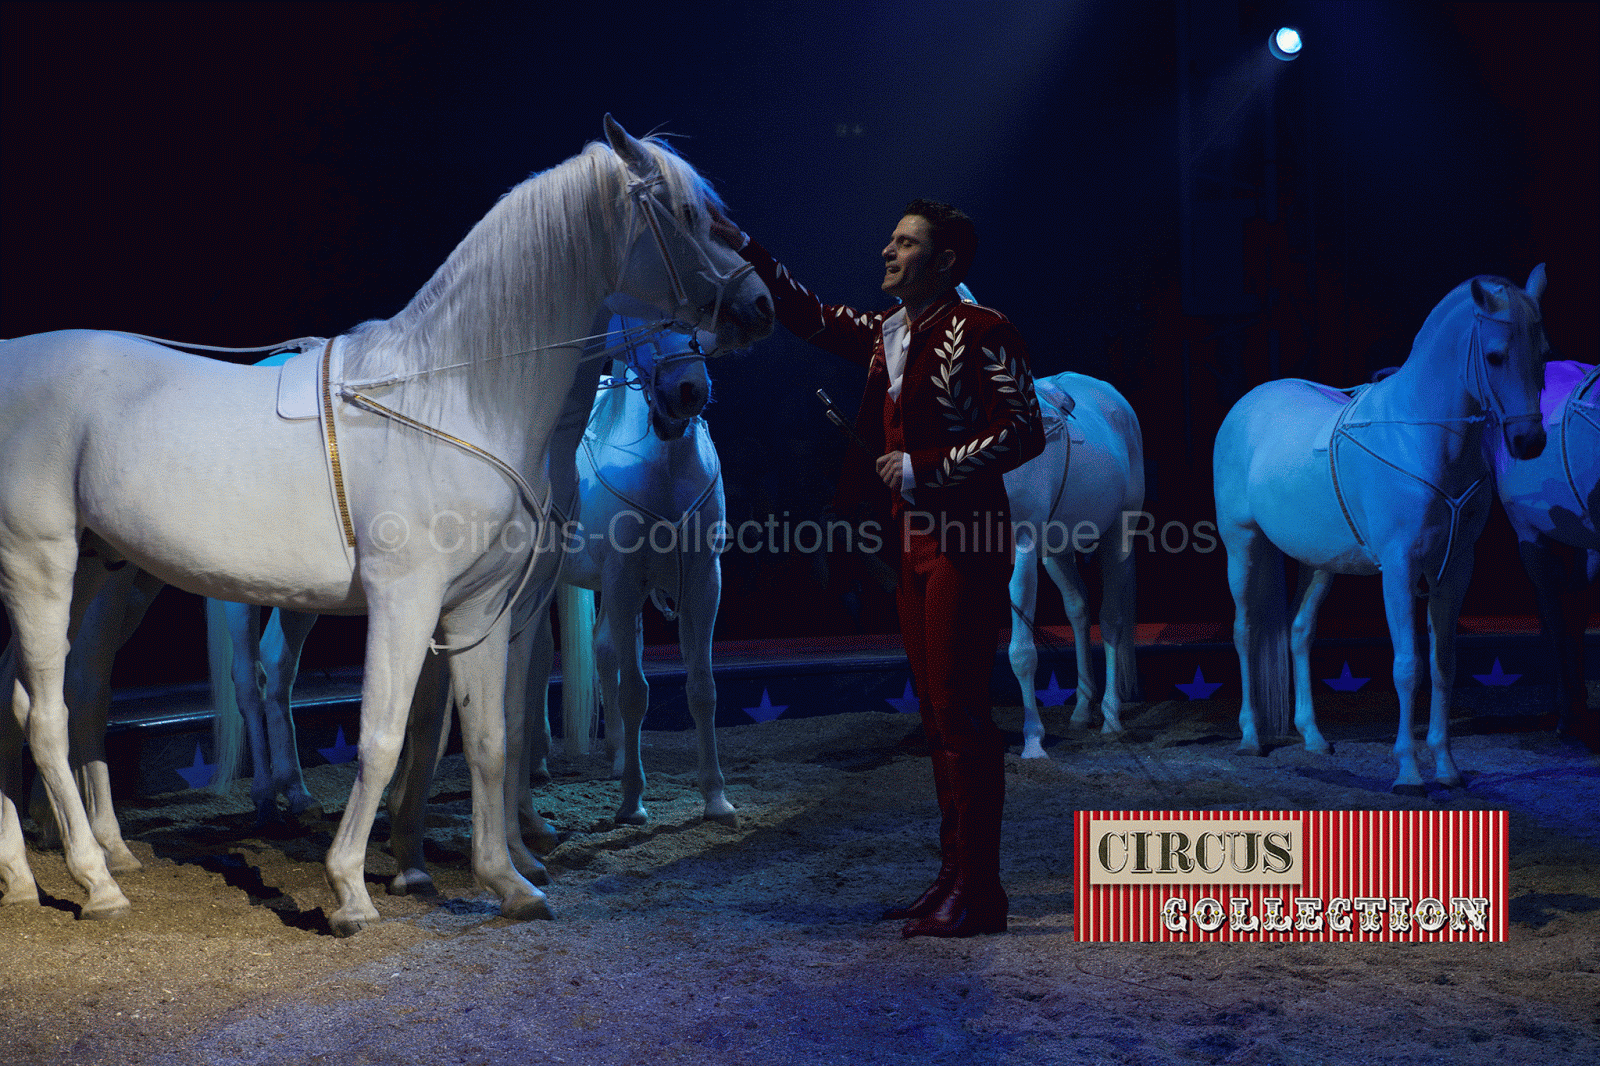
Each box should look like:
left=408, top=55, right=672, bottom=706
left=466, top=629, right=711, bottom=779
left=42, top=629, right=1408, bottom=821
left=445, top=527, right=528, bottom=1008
left=905, top=198, right=978, bottom=286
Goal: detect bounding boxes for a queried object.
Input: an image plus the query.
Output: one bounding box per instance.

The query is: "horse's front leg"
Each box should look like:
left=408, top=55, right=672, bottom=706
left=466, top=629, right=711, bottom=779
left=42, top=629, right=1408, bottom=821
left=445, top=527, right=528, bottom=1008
left=440, top=606, right=551, bottom=922
left=1288, top=568, right=1334, bottom=754
left=597, top=598, right=649, bottom=825
left=1424, top=569, right=1472, bottom=787
left=1380, top=567, right=1427, bottom=789
left=324, top=586, right=438, bottom=937
left=679, top=556, right=734, bottom=824
left=386, top=646, right=451, bottom=898
left=260, top=608, right=319, bottom=817
left=1007, top=534, right=1048, bottom=756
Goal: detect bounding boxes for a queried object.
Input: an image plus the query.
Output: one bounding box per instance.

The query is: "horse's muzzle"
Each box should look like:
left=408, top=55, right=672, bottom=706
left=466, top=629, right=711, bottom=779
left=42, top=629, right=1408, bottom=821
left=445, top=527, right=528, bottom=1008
left=1504, top=418, right=1547, bottom=462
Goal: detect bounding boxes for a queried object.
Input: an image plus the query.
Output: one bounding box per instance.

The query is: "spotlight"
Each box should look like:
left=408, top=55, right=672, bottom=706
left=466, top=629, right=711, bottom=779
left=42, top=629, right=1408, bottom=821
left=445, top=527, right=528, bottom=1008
left=1269, top=26, right=1302, bottom=61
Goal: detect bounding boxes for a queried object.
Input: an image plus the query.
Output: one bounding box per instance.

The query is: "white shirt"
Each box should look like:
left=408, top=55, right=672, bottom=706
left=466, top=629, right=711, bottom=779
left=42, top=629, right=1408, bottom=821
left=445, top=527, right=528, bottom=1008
left=881, top=308, right=916, bottom=502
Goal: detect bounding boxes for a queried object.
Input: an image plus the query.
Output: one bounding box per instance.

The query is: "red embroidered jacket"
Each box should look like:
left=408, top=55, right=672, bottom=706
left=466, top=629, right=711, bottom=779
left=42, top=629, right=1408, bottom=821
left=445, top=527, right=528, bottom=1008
left=739, top=238, right=1045, bottom=557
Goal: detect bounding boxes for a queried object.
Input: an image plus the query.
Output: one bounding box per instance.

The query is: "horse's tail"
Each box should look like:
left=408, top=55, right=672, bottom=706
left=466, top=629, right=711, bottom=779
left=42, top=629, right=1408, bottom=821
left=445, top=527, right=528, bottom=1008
left=1247, top=549, right=1295, bottom=741
left=206, top=598, right=245, bottom=794
left=557, top=583, right=599, bottom=756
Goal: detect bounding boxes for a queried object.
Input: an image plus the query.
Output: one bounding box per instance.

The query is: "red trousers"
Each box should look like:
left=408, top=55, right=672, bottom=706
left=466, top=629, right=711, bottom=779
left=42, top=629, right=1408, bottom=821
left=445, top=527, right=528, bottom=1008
left=896, top=531, right=1008, bottom=753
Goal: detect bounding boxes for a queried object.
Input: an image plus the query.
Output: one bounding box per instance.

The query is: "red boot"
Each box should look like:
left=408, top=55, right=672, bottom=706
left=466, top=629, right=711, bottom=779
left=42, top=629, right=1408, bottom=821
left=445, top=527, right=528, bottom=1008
left=901, top=738, right=1007, bottom=938
left=882, top=748, right=958, bottom=920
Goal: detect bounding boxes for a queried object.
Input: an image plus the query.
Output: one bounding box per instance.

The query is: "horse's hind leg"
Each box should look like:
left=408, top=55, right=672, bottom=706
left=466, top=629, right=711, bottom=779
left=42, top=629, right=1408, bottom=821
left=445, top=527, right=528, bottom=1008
left=1221, top=523, right=1292, bottom=755
left=1045, top=551, right=1103, bottom=732
left=1093, top=535, right=1137, bottom=734
left=1007, top=532, right=1049, bottom=756
left=259, top=608, right=320, bottom=818
left=498, top=614, right=554, bottom=878
left=1288, top=568, right=1333, bottom=754
left=0, top=665, right=40, bottom=906
left=63, top=563, right=152, bottom=873
left=680, top=559, right=734, bottom=824
left=4, top=543, right=130, bottom=919
left=386, top=647, right=451, bottom=897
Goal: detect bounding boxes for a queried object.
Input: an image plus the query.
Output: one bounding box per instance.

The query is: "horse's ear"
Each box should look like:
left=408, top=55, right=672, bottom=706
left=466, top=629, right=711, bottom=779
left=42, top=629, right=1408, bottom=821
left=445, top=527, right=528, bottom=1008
left=1526, top=263, right=1547, bottom=304
left=1471, top=277, right=1506, bottom=314
left=604, top=114, right=658, bottom=180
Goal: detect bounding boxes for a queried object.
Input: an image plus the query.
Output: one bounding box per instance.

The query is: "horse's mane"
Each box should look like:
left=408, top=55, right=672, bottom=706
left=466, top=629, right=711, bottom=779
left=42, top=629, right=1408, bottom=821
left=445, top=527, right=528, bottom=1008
left=340, top=135, right=717, bottom=436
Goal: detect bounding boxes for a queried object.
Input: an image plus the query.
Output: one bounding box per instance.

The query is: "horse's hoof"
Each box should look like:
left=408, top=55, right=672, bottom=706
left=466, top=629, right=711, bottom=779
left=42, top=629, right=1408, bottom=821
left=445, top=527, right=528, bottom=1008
left=388, top=869, right=437, bottom=897
left=614, top=807, right=648, bottom=826
left=1391, top=782, right=1428, bottom=798
left=703, top=804, right=739, bottom=827
left=105, top=849, right=144, bottom=875
left=80, top=897, right=132, bottom=922
left=1305, top=740, right=1332, bottom=756
left=512, top=854, right=552, bottom=887
left=329, top=911, right=376, bottom=938
left=527, top=827, right=562, bottom=854
left=1020, top=742, right=1049, bottom=759
left=501, top=889, right=554, bottom=922
left=1100, top=721, right=1126, bottom=736
left=1237, top=741, right=1265, bottom=757
left=1, top=888, right=42, bottom=908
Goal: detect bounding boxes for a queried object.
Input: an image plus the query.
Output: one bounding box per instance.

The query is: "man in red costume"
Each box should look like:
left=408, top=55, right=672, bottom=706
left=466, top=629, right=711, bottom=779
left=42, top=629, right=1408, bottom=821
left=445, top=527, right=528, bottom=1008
left=711, top=199, right=1045, bottom=937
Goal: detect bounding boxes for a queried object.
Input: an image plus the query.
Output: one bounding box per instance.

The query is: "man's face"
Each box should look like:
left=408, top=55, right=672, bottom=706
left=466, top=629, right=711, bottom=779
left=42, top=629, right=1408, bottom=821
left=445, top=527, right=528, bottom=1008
left=881, top=215, right=952, bottom=307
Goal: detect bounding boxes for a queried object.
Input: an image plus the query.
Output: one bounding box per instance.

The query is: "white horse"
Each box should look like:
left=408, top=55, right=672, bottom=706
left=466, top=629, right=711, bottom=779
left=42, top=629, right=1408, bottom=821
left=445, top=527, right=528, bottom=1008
left=1491, top=358, right=1599, bottom=740
left=1005, top=372, right=1144, bottom=757
left=531, top=334, right=732, bottom=828
left=1213, top=267, right=1548, bottom=789
left=0, top=116, right=772, bottom=933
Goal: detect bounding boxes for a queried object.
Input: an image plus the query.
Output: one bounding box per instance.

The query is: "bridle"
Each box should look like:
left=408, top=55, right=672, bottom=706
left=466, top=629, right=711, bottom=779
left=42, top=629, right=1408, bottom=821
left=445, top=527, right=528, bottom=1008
left=614, top=170, right=757, bottom=343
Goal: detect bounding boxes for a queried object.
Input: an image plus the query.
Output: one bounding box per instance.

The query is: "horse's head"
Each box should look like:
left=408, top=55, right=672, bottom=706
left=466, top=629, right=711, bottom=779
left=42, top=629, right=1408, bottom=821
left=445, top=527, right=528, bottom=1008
left=617, top=324, right=712, bottom=441
left=603, top=116, right=773, bottom=353
left=1468, top=264, right=1549, bottom=462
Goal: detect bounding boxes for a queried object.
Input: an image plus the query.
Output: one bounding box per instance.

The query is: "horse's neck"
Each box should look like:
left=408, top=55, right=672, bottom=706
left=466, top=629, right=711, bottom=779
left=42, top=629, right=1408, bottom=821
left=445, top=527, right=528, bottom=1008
left=1360, top=312, right=1487, bottom=478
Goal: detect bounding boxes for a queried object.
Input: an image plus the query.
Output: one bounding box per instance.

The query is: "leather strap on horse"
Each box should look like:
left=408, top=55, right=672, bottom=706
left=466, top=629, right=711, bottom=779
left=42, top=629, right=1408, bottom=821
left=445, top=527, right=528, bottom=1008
left=320, top=339, right=358, bottom=548
left=1562, top=362, right=1600, bottom=514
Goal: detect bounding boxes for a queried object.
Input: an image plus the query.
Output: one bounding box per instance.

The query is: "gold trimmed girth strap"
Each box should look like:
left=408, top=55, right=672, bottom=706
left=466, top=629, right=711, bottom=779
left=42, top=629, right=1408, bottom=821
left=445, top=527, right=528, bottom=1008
left=321, top=339, right=358, bottom=548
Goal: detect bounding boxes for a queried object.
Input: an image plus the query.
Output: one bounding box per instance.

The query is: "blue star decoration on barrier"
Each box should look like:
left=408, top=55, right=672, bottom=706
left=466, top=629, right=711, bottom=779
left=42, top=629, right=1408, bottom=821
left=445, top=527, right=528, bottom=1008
left=318, top=726, right=359, bottom=764
left=1175, top=667, right=1223, bottom=700
left=885, top=680, right=919, bottom=714
left=743, top=688, right=787, bottom=723
left=176, top=744, right=216, bottom=789
left=1036, top=672, right=1075, bottom=707
left=1473, top=659, right=1521, bottom=686
left=1323, top=662, right=1370, bottom=692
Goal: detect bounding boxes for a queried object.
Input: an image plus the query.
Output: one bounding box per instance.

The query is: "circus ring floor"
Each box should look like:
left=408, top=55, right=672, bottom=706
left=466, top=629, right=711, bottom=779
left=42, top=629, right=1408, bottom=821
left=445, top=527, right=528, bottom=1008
left=1, top=620, right=1596, bottom=1065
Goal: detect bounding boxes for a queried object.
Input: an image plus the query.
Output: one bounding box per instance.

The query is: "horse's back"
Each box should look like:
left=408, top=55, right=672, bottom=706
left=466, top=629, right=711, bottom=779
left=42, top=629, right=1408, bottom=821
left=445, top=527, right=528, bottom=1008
left=1213, top=378, right=1376, bottom=570
left=1007, top=372, right=1142, bottom=542
left=0, top=330, right=356, bottom=604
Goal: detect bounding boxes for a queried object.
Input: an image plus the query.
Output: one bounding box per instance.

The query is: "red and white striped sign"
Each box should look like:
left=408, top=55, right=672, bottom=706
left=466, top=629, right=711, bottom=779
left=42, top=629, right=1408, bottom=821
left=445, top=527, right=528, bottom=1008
left=1074, top=810, right=1508, bottom=942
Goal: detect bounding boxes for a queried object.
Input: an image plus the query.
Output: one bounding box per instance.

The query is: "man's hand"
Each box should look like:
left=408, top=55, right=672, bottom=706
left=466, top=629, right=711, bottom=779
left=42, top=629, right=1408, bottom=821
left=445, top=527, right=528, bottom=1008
left=876, top=450, right=906, bottom=490
left=707, top=203, right=747, bottom=250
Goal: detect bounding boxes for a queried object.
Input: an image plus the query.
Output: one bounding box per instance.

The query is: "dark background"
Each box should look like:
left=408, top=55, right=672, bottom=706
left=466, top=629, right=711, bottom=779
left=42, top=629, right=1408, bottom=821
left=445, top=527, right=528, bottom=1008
left=2, top=1, right=1595, bottom=686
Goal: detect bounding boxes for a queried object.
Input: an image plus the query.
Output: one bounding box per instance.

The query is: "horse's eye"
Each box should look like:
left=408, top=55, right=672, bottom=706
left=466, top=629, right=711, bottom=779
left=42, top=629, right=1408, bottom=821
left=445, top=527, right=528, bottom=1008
left=1485, top=350, right=1506, bottom=367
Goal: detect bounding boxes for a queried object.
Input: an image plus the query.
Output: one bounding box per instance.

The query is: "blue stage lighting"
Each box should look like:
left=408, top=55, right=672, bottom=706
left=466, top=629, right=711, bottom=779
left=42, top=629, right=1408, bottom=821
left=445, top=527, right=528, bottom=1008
left=1269, top=26, right=1303, bottom=61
